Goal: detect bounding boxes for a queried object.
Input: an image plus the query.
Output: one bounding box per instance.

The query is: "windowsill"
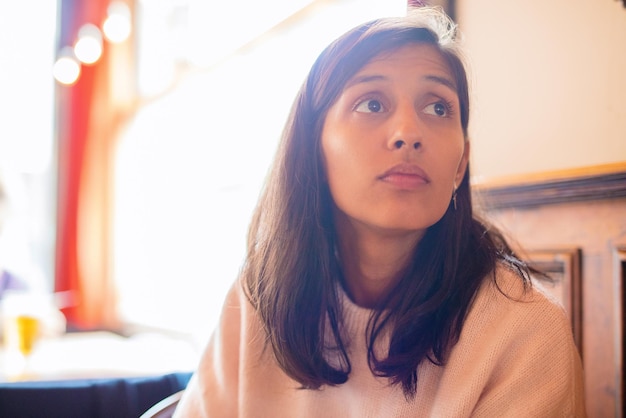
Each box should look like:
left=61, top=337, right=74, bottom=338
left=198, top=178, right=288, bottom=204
left=0, top=330, right=200, bottom=383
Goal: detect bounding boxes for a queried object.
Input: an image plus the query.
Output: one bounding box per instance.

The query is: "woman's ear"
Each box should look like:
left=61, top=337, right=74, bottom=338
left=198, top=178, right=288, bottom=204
left=455, top=140, right=470, bottom=184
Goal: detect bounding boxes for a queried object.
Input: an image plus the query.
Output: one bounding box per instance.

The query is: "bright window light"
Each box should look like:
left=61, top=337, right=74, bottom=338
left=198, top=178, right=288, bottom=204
left=117, top=0, right=407, bottom=343
left=0, top=1, right=57, bottom=296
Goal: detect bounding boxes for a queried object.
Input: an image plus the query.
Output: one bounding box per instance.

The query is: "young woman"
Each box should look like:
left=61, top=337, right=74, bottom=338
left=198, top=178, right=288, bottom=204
left=175, top=7, right=586, bottom=417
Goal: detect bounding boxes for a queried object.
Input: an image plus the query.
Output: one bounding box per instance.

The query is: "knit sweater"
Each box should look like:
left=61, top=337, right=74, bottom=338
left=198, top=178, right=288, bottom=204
left=175, top=266, right=586, bottom=417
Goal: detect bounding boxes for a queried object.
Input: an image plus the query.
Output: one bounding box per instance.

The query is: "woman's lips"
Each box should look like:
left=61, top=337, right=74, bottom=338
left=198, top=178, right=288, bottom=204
left=378, top=164, right=430, bottom=189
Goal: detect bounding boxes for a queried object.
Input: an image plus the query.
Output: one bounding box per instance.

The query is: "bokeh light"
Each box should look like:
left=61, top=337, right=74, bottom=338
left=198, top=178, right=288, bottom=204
left=103, top=1, right=132, bottom=43
left=74, top=24, right=103, bottom=65
left=53, top=47, right=81, bottom=85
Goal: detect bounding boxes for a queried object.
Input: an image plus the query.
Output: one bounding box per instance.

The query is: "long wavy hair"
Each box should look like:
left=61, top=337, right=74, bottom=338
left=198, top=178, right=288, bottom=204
left=242, top=7, right=531, bottom=398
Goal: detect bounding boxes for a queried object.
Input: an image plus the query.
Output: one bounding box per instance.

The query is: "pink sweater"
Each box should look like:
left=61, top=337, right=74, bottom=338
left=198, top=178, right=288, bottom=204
left=175, top=267, right=586, bottom=417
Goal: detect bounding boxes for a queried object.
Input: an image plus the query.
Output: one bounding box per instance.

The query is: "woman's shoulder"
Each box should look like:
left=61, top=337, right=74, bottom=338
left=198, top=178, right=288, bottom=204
left=452, top=262, right=581, bottom=394
left=469, top=263, right=572, bottom=337
left=485, top=262, right=562, bottom=304
left=450, top=264, right=585, bottom=417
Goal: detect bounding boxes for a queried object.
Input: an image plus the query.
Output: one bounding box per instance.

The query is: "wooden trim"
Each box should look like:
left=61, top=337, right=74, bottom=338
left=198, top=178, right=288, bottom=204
left=615, top=247, right=626, bottom=418
left=472, top=162, right=626, bottom=210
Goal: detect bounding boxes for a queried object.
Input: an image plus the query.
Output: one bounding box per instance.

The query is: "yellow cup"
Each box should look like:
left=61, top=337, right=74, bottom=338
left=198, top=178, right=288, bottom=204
left=1, top=292, right=45, bottom=358
left=5, top=314, right=40, bottom=356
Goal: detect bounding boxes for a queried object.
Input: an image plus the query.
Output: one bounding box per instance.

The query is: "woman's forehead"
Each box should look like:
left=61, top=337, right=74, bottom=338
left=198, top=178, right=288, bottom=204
left=348, top=44, right=456, bottom=89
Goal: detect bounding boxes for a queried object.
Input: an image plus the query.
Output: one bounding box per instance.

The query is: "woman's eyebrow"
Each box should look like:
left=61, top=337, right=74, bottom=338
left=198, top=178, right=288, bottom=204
left=345, top=73, right=457, bottom=93
left=345, top=74, right=387, bottom=89
left=423, top=75, right=457, bottom=93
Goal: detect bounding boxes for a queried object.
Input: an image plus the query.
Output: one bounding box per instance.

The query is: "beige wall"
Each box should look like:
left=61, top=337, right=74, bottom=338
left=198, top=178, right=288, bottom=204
left=457, top=0, right=626, bottom=181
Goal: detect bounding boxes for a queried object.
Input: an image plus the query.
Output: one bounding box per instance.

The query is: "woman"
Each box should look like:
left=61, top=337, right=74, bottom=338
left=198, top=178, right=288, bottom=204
left=176, top=6, right=585, bottom=417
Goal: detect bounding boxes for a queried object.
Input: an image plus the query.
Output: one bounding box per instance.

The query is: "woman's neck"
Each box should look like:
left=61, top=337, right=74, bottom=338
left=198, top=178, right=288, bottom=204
left=335, top=215, right=423, bottom=309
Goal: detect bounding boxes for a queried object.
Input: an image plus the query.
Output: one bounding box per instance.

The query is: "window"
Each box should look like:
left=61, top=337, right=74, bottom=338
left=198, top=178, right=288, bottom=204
left=114, top=0, right=407, bottom=346
left=0, top=3, right=58, bottom=295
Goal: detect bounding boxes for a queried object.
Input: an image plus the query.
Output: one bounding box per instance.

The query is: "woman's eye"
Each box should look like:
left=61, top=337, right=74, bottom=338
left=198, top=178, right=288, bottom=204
left=423, top=102, right=449, bottom=117
left=354, top=99, right=385, bottom=113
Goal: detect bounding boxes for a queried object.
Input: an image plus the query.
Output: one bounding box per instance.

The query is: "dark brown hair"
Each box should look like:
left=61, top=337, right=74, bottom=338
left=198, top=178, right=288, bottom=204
left=242, top=7, right=530, bottom=398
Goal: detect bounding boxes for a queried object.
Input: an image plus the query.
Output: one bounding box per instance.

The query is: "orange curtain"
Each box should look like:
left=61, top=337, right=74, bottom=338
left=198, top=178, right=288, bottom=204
left=55, top=0, right=135, bottom=330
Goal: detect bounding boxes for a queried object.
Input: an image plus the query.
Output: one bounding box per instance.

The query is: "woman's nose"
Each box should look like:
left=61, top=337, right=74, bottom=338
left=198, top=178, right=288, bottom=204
left=391, top=139, right=421, bottom=150
left=386, top=103, right=422, bottom=151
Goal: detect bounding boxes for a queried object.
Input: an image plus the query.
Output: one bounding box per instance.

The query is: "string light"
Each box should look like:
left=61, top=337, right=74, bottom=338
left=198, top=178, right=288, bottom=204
left=54, top=2, right=132, bottom=84
left=103, top=2, right=132, bottom=43
left=74, top=24, right=103, bottom=65
left=53, top=47, right=81, bottom=85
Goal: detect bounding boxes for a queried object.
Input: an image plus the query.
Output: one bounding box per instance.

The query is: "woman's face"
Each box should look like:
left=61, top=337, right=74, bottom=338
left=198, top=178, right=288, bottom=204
left=321, top=43, right=469, bottom=238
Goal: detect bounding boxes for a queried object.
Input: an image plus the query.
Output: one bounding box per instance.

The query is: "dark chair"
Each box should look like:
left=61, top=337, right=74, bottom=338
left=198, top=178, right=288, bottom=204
left=139, top=389, right=185, bottom=418
left=0, top=371, right=192, bottom=418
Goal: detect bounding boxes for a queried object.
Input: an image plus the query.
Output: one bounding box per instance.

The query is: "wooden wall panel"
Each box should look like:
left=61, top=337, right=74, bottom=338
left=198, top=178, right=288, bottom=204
left=474, top=163, right=626, bottom=418
left=616, top=248, right=626, bottom=417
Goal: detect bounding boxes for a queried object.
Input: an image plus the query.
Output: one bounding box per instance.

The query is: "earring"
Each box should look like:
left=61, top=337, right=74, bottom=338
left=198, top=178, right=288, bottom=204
left=452, top=182, right=458, bottom=211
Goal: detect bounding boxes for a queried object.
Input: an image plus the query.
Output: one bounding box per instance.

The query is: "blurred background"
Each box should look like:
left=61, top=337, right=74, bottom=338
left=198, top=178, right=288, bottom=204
left=0, top=0, right=625, bottom=415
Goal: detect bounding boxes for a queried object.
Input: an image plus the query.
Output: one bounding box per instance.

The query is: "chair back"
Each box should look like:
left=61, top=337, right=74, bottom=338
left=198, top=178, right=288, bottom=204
left=140, top=389, right=184, bottom=418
